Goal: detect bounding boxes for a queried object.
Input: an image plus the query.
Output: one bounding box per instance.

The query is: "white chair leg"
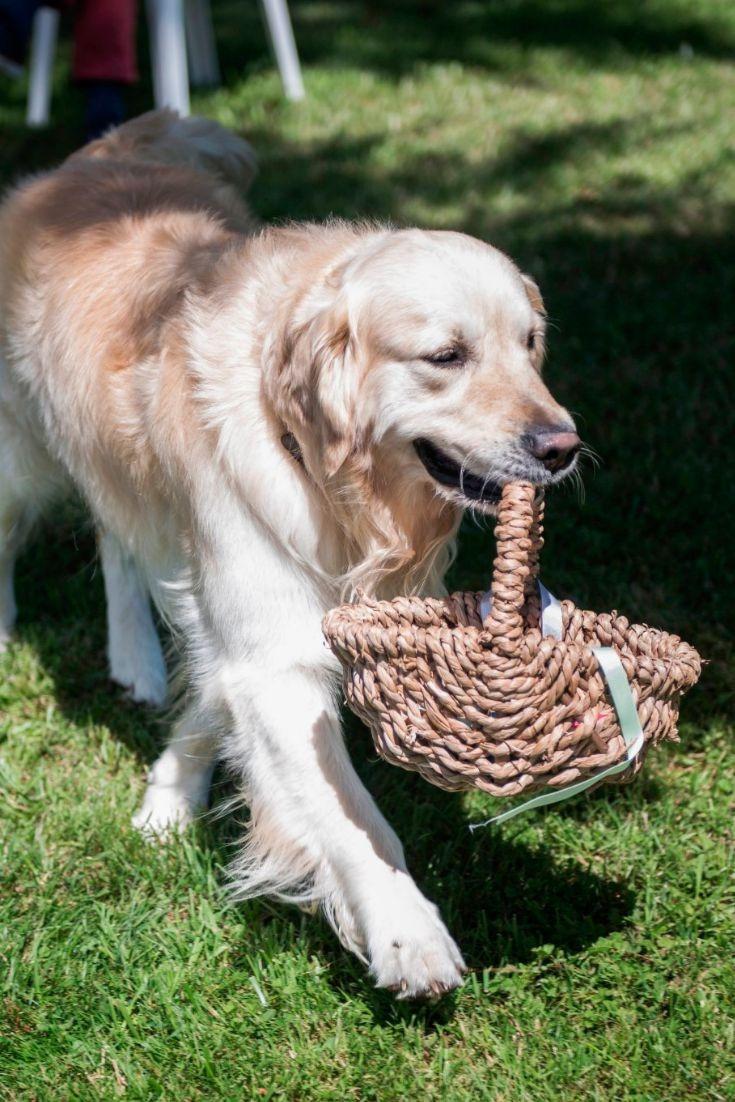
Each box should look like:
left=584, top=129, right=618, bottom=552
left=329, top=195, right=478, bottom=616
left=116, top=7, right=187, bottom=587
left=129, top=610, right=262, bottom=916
left=185, top=0, right=220, bottom=88
left=260, top=0, right=304, bottom=101
left=146, top=0, right=190, bottom=116
left=26, top=6, right=59, bottom=127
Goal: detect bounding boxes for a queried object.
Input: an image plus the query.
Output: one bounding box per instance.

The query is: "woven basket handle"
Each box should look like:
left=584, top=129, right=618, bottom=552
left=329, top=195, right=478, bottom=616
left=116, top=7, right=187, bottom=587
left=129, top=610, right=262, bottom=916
left=481, top=482, right=545, bottom=654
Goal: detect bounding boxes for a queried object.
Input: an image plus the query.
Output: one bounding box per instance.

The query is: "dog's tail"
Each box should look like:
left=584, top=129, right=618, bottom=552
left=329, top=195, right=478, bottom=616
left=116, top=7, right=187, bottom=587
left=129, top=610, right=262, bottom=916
left=75, top=108, right=257, bottom=195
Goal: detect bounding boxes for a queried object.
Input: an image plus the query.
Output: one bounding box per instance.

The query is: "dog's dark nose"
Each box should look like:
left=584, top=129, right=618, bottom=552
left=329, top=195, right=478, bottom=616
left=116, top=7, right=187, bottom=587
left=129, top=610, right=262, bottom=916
left=525, top=426, right=581, bottom=472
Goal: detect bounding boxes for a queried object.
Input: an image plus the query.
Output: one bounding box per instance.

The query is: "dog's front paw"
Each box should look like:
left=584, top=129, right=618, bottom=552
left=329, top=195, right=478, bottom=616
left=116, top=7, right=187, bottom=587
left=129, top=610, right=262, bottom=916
left=366, top=877, right=465, bottom=999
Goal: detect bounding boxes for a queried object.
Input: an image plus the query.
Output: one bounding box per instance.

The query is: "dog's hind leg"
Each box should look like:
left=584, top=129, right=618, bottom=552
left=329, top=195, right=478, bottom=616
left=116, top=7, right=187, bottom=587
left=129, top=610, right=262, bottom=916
left=132, top=702, right=218, bottom=836
left=0, top=501, right=34, bottom=652
left=0, top=401, right=62, bottom=651
left=99, top=530, right=167, bottom=707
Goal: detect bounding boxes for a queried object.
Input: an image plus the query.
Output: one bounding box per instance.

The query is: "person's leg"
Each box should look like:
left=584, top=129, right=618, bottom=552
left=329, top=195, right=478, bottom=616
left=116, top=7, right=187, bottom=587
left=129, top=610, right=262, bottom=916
left=72, top=0, right=137, bottom=140
left=82, top=79, right=125, bottom=139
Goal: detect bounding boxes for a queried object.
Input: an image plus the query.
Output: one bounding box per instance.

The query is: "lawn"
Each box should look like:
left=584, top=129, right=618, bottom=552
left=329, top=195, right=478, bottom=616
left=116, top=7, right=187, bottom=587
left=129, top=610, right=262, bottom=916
left=1, top=1, right=734, bottom=1098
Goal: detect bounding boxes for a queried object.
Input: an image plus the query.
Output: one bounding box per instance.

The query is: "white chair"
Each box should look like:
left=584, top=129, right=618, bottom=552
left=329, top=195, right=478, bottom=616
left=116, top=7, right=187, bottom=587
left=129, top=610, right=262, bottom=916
left=26, top=5, right=59, bottom=127
left=26, top=0, right=304, bottom=128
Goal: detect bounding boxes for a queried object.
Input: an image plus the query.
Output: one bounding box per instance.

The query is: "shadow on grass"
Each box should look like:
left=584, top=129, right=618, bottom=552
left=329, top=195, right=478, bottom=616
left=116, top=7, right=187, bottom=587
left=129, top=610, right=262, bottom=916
left=210, top=758, right=636, bottom=1027
left=12, top=510, right=165, bottom=765
left=212, top=0, right=735, bottom=81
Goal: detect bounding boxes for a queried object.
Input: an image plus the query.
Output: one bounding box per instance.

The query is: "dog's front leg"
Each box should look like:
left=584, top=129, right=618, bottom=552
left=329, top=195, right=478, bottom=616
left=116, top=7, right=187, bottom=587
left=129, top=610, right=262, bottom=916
left=222, top=662, right=465, bottom=998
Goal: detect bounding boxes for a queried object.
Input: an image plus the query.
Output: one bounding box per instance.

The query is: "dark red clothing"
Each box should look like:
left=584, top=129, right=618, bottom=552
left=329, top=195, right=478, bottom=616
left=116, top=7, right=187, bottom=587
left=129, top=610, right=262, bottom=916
left=71, top=0, right=137, bottom=83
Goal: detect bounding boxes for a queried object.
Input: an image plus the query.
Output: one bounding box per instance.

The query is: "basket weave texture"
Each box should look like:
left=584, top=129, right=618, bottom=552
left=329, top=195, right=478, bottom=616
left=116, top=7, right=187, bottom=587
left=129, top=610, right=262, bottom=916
left=323, top=483, right=701, bottom=798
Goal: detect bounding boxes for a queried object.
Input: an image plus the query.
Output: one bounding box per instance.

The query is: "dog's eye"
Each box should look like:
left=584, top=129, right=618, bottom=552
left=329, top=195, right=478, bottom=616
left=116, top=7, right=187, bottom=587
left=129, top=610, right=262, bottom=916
left=424, top=347, right=464, bottom=367
left=527, top=331, right=539, bottom=351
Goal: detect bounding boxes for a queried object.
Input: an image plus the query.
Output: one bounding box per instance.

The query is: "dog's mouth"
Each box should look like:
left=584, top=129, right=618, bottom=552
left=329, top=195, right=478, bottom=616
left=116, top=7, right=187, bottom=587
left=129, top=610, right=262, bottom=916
left=413, top=438, right=503, bottom=505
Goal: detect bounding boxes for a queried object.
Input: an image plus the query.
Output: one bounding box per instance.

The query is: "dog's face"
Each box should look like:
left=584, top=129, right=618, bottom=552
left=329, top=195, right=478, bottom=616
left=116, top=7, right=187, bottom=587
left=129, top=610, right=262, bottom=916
left=275, top=227, right=579, bottom=519
left=268, top=225, right=580, bottom=589
left=332, top=229, right=579, bottom=509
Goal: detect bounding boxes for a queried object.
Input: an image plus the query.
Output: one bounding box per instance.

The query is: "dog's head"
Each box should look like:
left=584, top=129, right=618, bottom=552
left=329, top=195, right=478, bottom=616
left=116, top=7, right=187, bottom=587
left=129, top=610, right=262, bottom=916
left=268, top=227, right=580, bottom=592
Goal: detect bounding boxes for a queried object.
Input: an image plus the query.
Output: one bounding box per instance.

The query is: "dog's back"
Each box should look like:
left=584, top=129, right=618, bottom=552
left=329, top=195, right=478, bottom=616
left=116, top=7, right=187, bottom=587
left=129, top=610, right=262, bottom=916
left=76, top=108, right=257, bottom=201
left=1, top=110, right=256, bottom=266
left=0, top=111, right=257, bottom=555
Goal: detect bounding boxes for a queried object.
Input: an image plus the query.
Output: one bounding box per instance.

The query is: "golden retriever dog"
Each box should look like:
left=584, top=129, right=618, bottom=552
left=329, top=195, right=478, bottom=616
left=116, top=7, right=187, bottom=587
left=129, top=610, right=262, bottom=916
left=0, top=111, right=580, bottom=998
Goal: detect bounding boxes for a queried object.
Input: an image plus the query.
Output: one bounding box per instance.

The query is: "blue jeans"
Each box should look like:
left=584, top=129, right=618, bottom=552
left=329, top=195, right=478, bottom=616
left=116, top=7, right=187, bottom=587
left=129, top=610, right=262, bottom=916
left=0, top=0, right=42, bottom=63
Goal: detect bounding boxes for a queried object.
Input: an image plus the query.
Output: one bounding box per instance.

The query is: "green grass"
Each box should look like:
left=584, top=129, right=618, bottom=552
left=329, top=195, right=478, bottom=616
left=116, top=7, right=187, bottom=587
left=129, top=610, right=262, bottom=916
left=1, top=1, right=734, bottom=1098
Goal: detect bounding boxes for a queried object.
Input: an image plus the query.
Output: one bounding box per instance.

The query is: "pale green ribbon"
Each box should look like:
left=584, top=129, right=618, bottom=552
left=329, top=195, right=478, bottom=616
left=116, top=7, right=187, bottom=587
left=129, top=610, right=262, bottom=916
left=470, top=582, right=645, bottom=830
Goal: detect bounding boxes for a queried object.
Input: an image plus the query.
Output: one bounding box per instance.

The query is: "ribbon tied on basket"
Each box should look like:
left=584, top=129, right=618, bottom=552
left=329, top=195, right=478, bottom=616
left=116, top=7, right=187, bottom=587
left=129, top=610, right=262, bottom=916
left=471, top=581, right=645, bottom=829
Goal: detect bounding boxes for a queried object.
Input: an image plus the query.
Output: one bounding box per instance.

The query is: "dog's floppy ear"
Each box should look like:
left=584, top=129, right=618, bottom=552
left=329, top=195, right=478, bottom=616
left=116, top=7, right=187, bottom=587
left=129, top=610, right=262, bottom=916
left=521, top=272, right=546, bottom=317
left=521, top=273, right=547, bottom=368
left=271, top=288, right=359, bottom=477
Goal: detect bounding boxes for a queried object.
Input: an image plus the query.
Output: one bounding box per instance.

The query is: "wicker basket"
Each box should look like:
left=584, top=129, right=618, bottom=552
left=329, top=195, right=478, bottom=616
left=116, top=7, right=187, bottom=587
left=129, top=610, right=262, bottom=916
left=323, top=482, right=701, bottom=799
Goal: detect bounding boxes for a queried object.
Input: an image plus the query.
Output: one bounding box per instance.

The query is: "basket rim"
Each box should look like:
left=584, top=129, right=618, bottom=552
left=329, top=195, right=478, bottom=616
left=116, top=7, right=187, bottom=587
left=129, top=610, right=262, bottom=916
left=322, top=590, right=700, bottom=674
